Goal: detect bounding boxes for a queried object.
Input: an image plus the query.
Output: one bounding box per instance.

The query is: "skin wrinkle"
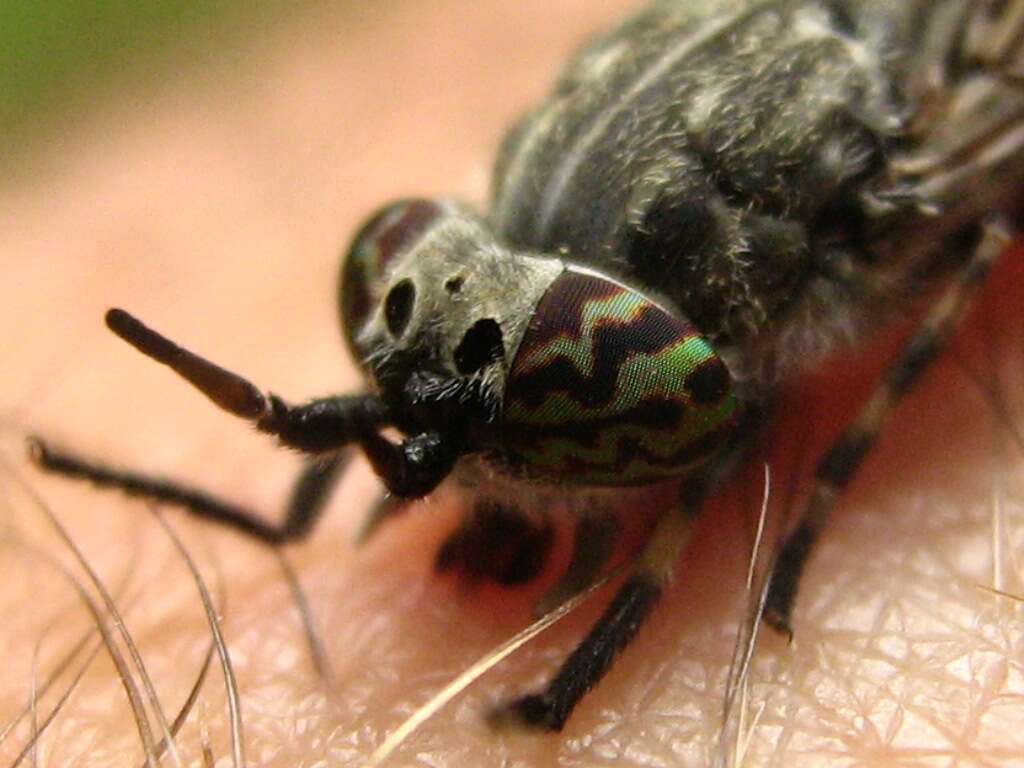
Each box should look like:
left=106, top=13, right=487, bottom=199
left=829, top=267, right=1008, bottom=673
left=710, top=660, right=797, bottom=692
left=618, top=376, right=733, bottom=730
left=2, top=1, right=1024, bottom=766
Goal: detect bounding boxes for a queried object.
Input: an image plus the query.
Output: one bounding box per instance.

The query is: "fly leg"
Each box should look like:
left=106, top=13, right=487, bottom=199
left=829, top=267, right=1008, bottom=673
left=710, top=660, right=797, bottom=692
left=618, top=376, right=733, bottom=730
left=496, top=484, right=706, bottom=731
left=29, top=441, right=346, bottom=545
left=534, top=508, right=618, bottom=617
left=763, top=219, right=1012, bottom=637
left=435, top=500, right=555, bottom=586
left=353, top=492, right=412, bottom=546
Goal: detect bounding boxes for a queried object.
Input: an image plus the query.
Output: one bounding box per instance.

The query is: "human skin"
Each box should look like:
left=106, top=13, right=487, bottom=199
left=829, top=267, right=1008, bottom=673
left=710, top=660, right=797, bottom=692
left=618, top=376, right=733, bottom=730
left=2, top=1, right=1023, bottom=766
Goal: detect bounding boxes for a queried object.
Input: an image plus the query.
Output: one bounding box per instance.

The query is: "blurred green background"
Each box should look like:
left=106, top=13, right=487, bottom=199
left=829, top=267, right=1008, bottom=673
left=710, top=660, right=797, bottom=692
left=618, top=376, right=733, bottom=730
left=0, top=0, right=296, bottom=169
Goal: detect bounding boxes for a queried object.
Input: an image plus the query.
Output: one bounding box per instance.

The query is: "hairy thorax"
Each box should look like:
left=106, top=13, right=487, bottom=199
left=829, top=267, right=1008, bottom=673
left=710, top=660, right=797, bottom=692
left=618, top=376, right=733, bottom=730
left=490, top=0, right=1024, bottom=394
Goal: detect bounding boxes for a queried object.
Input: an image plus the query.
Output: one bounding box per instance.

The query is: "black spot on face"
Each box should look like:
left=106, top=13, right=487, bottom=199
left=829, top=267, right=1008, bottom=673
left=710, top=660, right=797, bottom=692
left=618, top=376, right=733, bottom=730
left=384, top=279, right=415, bottom=337
left=445, top=276, right=464, bottom=294
left=455, top=318, right=504, bottom=375
left=686, top=359, right=730, bottom=404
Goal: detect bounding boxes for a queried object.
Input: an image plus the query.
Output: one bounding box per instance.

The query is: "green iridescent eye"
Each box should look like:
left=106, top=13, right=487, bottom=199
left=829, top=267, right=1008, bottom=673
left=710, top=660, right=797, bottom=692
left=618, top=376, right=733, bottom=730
left=501, top=269, right=737, bottom=484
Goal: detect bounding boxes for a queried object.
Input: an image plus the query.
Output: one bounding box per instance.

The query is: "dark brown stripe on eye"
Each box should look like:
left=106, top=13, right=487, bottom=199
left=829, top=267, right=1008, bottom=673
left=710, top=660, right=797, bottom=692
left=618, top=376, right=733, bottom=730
left=513, top=304, right=688, bottom=409
left=555, top=422, right=733, bottom=476
left=520, top=271, right=627, bottom=350
left=508, top=398, right=688, bottom=449
left=684, top=358, right=730, bottom=404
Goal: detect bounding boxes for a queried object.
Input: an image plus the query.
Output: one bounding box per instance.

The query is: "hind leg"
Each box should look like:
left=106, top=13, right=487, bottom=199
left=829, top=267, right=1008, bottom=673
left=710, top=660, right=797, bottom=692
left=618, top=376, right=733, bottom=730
left=764, top=220, right=1012, bottom=636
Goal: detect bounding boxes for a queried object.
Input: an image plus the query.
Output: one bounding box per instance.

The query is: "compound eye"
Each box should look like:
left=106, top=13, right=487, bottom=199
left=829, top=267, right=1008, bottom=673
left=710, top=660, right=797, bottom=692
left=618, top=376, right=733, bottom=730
left=339, top=199, right=445, bottom=357
left=502, top=269, right=737, bottom=484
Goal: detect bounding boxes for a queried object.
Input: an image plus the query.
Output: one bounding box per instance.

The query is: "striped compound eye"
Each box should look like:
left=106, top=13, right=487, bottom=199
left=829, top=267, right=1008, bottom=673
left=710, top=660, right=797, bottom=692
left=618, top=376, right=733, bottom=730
left=502, top=269, right=738, bottom=485
left=339, top=199, right=445, bottom=359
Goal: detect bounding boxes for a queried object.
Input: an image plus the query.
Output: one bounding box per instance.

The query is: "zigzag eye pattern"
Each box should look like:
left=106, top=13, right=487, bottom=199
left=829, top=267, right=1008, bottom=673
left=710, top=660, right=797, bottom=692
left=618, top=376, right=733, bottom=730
left=502, top=270, right=737, bottom=484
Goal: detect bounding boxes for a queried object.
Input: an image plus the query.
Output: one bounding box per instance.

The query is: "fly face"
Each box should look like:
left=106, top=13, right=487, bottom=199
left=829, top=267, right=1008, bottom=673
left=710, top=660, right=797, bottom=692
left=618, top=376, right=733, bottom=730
left=339, top=198, right=563, bottom=443
left=339, top=199, right=739, bottom=484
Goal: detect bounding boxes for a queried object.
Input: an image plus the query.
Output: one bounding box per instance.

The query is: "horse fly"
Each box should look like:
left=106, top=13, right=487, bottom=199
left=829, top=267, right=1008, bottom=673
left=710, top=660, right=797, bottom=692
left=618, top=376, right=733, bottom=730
left=31, top=0, right=1024, bottom=731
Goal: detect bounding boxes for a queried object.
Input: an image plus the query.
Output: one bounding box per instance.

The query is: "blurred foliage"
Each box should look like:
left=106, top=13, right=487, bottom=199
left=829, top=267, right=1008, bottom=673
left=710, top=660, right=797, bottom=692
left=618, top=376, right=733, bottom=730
left=0, top=0, right=287, bottom=165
